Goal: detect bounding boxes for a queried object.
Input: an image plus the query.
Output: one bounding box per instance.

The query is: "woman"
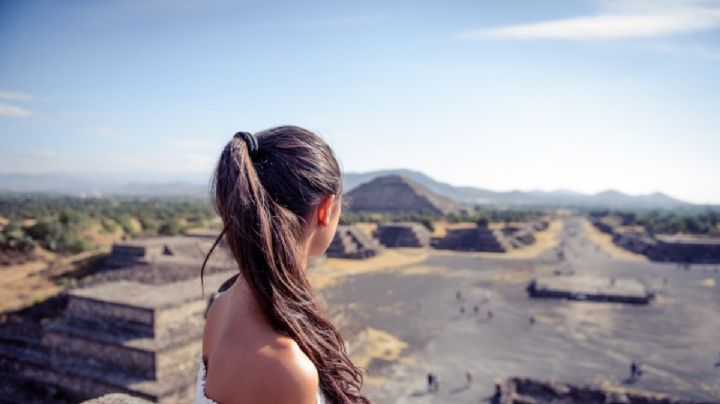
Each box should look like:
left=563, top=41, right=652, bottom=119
left=197, top=126, right=369, bottom=403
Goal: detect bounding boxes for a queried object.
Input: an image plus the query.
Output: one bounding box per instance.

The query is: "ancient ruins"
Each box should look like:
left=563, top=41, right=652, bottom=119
left=502, top=377, right=706, bottom=404
left=374, top=222, right=433, bottom=248
left=592, top=218, right=720, bottom=263
left=527, top=276, right=653, bottom=304
left=325, top=225, right=383, bottom=259
left=0, top=236, right=233, bottom=403
left=433, top=220, right=548, bottom=252
left=345, top=175, right=461, bottom=215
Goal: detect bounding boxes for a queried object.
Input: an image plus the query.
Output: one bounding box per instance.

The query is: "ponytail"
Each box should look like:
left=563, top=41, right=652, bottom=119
left=202, top=126, right=368, bottom=403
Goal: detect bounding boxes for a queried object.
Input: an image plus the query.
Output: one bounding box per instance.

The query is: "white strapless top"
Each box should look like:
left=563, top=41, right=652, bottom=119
left=195, top=356, right=328, bottom=404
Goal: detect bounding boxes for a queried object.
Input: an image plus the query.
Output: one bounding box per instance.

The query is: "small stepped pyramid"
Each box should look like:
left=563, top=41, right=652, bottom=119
left=326, top=225, right=383, bottom=259
left=374, top=222, right=432, bottom=248
left=104, top=237, right=214, bottom=268
left=501, top=224, right=537, bottom=249
left=434, top=225, right=512, bottom=252
left=0, top=271, right=233, bottom=403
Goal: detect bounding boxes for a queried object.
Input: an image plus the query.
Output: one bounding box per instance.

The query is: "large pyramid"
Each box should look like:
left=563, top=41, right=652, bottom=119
left=345, top=175, right=460, bottom=215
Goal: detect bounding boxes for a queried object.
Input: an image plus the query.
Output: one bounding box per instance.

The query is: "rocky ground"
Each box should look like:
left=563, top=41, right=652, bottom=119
left=321, top=216, right=720, bottom=403
left=1, top=215, right=719, bottom=403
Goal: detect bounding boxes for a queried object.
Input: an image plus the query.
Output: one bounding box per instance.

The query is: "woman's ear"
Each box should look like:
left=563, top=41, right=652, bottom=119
left=317, top=195, right=335, bottom=226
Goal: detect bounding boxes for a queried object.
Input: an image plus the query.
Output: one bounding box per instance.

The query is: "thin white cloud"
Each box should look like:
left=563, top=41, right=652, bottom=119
left=0, top=91, right=36, bottom=101
left=0, top=103, right=32, bottom=118
left=458, top=1, right=720, bottom=40
left=650, top=43, right=720, bottom=59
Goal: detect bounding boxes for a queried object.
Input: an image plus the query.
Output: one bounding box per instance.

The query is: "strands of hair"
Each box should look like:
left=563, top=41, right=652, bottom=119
left=201, top=126, right=369, bottom=404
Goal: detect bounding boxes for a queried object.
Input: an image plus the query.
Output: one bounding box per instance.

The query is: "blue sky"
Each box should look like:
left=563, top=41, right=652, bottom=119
left=1, top=0, right=719, bottom=203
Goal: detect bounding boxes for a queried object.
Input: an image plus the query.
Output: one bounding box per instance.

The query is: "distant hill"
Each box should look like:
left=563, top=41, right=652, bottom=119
left=343, top=169, right=695, bottom=209
left=0, top=170, right=706, bottom=209
left=344, top=175, right=461, bottom=215
left=0, top=173, right=206, bottom=198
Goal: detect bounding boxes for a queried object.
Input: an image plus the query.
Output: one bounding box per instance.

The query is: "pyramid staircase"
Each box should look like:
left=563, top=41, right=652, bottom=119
left=0, top=272, right=233, bottom=403
left=326, top=225, right=383, bottom=259
left=374, top=222, right=432, bottom=248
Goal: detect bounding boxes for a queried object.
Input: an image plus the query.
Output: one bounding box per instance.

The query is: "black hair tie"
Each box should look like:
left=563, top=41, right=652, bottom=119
left=234, top=131, right=258, bottom=156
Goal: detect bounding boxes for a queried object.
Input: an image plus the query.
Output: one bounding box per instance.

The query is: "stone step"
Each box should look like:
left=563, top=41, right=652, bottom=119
left=42, top=316, right=204, bottom=380
left=64, top=272, right=232, bottom=339
left=0, top=343, right=197, bottom=403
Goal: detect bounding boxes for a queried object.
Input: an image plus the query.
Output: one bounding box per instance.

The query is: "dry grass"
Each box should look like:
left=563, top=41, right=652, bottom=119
left=80, top=221, right=124, bottom=249
left=309, top=248, right=429, bottom=289
left=489, top=221, right=528, bottom=230
left=700, top=278, right=716, bottom=288
left=432, top=221, right=476, bottom=237
left=349, top=327, right=409, bottom=369
left=501, top=219, right=563, bottom=259
left=580, top=218, right=647, bottom=262
left=0, top=248, right=60, bottom=313
left=0, top=247, right=112, bottom=314
left=352, top=222, right=378, bottom=237
left=432, top=219, right=564, bottom=260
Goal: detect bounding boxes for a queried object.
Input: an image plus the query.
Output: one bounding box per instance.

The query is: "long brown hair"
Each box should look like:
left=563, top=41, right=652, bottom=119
left=201, top=125, right=369, bottom=403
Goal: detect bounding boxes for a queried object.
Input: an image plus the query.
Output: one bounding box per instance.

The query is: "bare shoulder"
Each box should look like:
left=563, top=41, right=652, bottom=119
left=202, top=290, right=228, bottom=359
left=256, top=336, right=320, bottom=401
left=207, top=333, right=319, bottom=404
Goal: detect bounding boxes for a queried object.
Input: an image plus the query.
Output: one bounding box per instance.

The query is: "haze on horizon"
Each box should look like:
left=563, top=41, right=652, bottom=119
left=1, top=0, right=719, bottom=204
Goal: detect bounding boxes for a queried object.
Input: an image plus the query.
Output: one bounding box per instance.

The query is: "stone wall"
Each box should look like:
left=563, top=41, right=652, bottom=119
left=503, top=377, right=704, bottom=404
left=374, top=222, right=432, bottom=247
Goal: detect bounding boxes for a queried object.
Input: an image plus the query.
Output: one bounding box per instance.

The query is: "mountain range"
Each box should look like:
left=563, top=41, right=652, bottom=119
left=0, top=170, right=707, bottom=209
left=343, top=169, right=695, bottom=209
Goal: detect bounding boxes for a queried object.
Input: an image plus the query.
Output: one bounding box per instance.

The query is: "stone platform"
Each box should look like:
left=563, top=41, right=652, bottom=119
left=375, top=222, right=432, bottom=247
left=0, top=270, right=234, bottom=403
left=527, top=276, right=653, bottom=304
left=503, top=377, right=707, bottom=404
left=326, top=225, right=383, bottom=259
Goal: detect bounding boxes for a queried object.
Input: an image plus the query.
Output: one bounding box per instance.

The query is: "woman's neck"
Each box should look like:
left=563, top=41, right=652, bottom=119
left=225, top=275, right=274, bottom=329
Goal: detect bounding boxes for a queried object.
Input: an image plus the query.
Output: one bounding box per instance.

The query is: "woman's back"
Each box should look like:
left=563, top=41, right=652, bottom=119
left=199, top=282, right=323, bottom=404
left=198, top=126, right=368, bottom=403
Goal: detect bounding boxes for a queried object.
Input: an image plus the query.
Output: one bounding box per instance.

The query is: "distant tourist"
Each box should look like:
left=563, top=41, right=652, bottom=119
left=427, top=373, right=440, bottom=392
left=494, top=379, right=502, bottom=399
left=487, top=308, right=494, bottom=319
left=630, top=361, right=643, bottom=381
left=473, top=305, right=479, bottom=314
left=456, top=291, right=462, bottom=301
left=465, top=370, right=473, bottom=387
left=460, top=306, right=465, bottom=314
left=529, top=315, right=535, bottom=325
left=197, top=127, right=368, bottom=403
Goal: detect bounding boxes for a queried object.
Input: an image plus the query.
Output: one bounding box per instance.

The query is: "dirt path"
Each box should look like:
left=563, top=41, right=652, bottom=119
left=579, top=218, right=647, bottom=262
